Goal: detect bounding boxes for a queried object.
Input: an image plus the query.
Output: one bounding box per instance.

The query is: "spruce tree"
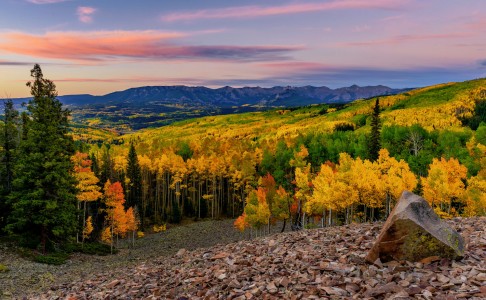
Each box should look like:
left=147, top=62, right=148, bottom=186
left=0, top=100, right=20, bottom=229
left=6, top=64, right=78, bottom=253
left=369, top=98, right=381, bottom=161
left=126, top=142, right=142, bottom=225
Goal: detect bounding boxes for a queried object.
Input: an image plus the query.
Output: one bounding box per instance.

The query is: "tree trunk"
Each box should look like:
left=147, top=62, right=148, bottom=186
left=280, top=219, right=286, bottom=233
left=41, top=226, right=47, bottom=255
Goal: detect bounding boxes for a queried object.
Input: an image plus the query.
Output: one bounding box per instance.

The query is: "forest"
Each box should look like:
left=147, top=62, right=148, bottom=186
left=0, top=65, right=485, bottom=258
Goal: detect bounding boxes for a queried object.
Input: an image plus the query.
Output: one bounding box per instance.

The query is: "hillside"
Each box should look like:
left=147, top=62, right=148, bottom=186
left=37, top=217, right=485, bottom=299
left=115, top=78, right=485, bottom=146
left=7, top=84, right=408, bottom=132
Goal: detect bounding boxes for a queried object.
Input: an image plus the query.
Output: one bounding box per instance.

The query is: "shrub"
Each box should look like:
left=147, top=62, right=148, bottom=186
left=34, top=252, right=70, bottom=265
left=63, top=242, right=116, bottom=256
left=0, top=264, right=9, bottom=272
left=153, top=224, right=167, bottom=233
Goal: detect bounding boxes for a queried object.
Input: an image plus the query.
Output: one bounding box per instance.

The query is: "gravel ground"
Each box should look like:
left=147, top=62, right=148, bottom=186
left=0, top=219, right=236, bottom=299
left=0, top=219, right=287, bottom=299
left=37, top=217, right=485, bottom=300
left=2, top=218, right=485, bottom=299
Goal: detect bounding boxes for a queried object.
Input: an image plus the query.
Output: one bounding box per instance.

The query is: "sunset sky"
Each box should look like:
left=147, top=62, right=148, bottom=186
left=1, top=0, right=485, bottom=97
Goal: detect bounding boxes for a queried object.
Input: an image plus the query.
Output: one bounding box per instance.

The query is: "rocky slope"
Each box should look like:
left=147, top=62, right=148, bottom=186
left=36, top=217, right=485, bottom=300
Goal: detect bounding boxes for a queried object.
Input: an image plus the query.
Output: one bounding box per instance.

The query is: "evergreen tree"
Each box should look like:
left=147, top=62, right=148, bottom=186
left=90, top=152, right=100, bottom=179
left=99, top=145, right=114, bottom=185
left=6, top=64, right=78, bottom=253
left=0, top=100, right=20, bottom=229
left=369, top=98, right=382, bottom=161
left=126, top=142, right=142, bottom=223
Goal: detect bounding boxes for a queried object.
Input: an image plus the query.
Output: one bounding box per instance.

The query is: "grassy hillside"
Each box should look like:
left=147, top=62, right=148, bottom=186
left=115, top=78, right=485, bottom=146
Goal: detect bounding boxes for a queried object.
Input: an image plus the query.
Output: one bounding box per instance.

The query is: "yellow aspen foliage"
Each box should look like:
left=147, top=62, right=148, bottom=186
left=82, top=216, right=94, bottom=240
left=234, top=213, right=249, bottom=232
left=306, top=163, right=358, bottom=216
left=126, top=207, right=138, bottom=233
left=306, top=164, right=336, bottom=215
left=101, top=227, right=112, bottom=244
left=72, top=152, right=102, bottom=203
left=290, top=145, right=309, bottom=168
left=272, top=186, right=291, bottom=221
left=243, top=188, right=270, bottom=229
left=464, top=176, right=486, bottom=216
left=153, top=224, right=166, bottom=233
left=422, top=157, right=467, bottom=214
left=75, top=172, right=102, bottom=202
left=377, top=149, right=417, bottom=200
left=113, top=203, right=129, bottom=238
left=351, top=158, right=386, bottom=209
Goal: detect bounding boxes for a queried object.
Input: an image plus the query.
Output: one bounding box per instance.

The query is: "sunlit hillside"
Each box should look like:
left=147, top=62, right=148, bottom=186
left=109, top=78, right=485, bottom=148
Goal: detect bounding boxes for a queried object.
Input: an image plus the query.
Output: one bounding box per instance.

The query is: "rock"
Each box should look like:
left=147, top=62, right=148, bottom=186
left=364, top=282, right=402, bottom=297
left=366, top=191, right=464, bottom=263
left=266, top=281, right=277, bottom=294
left=176, top=248, right=187, bottom=257
left=388, top=291, right=410, bottom=300
left=106, top=280, right=120, bottom=288
left=419, top=256, right=441, bottom=264
left=211, top=252, right=229, bottom=260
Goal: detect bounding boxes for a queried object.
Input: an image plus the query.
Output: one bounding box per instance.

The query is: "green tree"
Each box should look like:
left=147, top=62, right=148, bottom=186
left=0, top=100, right=20, bottom=229
left=126, top=142, right=142, bottom=224
left=369, top=98, right=381, bottom=161
left=6, top=64, right=78, bottom=253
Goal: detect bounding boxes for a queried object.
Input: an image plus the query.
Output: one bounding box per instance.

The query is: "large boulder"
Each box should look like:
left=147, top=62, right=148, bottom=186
left=366, top=191, right=464, bottom=263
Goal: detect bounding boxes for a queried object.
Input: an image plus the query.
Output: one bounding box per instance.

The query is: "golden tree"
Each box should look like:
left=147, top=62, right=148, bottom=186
left=422, top=157, right=467, bottom=216
left=72, top=152, right=102, bottom=244
left=377, top=149, right=417, bottom=216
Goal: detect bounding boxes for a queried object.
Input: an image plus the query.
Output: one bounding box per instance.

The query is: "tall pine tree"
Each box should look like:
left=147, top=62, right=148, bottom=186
left=0, top=99, right=20, bottom=229
left=126, top=142, right=142, bottom=226
left=369, top=98, right=381, bottom=161
left=6, top=64, right=78, bottom=253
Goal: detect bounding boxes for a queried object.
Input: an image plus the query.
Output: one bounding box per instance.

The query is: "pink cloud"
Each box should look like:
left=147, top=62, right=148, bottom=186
left=259, top=61, right=334, bottom=72
left=52, top=77, right=200, bottom=84
left=77, top=6, right=96, bottom=23
left=27, top=0, right=71, bottom=4
left=338, top=32, right=472, bottom=47
left=0, top=31, right=300, bottom=63
left=162, top=0, right=409, bottom=22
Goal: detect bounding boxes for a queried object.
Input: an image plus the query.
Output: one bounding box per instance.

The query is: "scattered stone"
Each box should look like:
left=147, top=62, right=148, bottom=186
left=176, top=248, right=187, bottom=257
left=211, top=252, right=229, bottom=260
left=419, top=256, right=441, bottom=264
left=106, top=280, right=120, bottom=289
left=364, top=282, right=402, bottom=297
left=3, top=217, right=483, bottom=299
left=366, top=191, right=465, bottom=263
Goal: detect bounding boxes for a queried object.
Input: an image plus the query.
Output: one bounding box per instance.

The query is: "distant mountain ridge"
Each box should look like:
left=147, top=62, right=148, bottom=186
left=6, top=84, right=411, bottom=131
left=9, top=84, right=410, bottom=107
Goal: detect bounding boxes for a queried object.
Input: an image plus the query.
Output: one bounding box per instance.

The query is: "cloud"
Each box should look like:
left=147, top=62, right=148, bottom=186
left=162, top=0, right=409, bottom=22
left=0, top=31, right=301, bottom=63
left=338, top=32, right=472, bottom=46
left=257, top=62, right=481, bottom=88
left=0, top=60, right=33, bottom=66
left=480, top=60, right=486, bottom=67
left=27, top=0, right=71, bottom=4
left=77, top=6, right=96, bottom=23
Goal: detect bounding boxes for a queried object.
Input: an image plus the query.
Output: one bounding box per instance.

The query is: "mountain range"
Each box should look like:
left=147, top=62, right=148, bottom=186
left=54, top=84, right=409, bottom=107
left=7, top=84, right=411, bottom=131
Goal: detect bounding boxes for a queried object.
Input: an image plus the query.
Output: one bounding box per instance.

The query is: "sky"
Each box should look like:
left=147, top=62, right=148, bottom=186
left=0, top=0, right=485, bottom=97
